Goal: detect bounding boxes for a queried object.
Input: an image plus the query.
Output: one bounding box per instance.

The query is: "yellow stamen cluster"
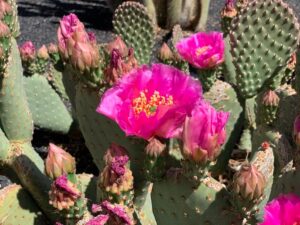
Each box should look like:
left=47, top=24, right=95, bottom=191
left=132, top=90, right=173, bottom=117
left=196, top=46, right=212, bottom=57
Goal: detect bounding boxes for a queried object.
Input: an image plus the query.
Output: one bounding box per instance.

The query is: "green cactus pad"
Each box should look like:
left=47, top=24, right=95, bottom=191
left=0, top=38, right=33, bottom=141
left=47, top=64, right=69, bottom=101
left=113, top=1, right=155, bottom=65
left=24, top=74, right=73, bottom=134
left=230, top=0, right=300, bottom=98
left=0, top=184, right=47, bottom=225
left=152, top=176, right=241, bottom=225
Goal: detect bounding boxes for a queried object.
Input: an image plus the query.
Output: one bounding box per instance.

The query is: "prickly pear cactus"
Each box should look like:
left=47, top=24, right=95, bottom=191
left=230, top=0, right=300, bottom=98
left=113, top=1, right=155, bottom=65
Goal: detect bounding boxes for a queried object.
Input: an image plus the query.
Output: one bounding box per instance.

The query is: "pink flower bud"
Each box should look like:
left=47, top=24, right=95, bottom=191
left=106, top=36, right=128, bottom=57
left=145, top=137, right=166, bottom=157
left=159, top=43, right=174, bottom=61
left=57, top=13, right=85, bottom=60
left=19, top=41, right=36, bottom=61
left=232, top=164, right=266, bottom=201
left=47, top=43, right=58, bottom=54
left=0, top=21, right=10, bottom=37
left=0, top=0, right=12, bottom=18
left=221, top=0, right=237, bottom=18
left=45, top=143, right=76, bottom=179
left=37, top=45, right=49, bottom=60
left=70, top=40, right=99, bottom=71
left=88, top=31, right=96, bottom=45
left=294, top=115, right=300, bottom=147
left=101, top=201, right=134, bottom=225
left=182, top=101, right=229, bottom=164
left=262, top=90, right=279, bottom=107
left=288, top=52, right=297, bottom=70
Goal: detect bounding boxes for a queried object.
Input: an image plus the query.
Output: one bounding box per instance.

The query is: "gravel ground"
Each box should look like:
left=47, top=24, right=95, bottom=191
left=17, top=0, right=300, bottom=47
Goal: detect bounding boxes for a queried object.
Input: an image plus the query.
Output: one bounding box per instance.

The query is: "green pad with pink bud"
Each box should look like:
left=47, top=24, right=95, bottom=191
left=230, top=0, right=300, bottom=98
left=113, top=1, right=155, bottom=65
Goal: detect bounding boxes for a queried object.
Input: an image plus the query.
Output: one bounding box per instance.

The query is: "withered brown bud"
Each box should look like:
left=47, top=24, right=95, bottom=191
left=287, top=52, right=297, bottom=71
left=106, top=36, right=128, bottom=57
left=232, top=163, right=266, bottom=201
left=47, top=43, right=58, bottom=54
left=221, top=0, right=237, bottom=18
left=45, top=143, right=76, bottom=179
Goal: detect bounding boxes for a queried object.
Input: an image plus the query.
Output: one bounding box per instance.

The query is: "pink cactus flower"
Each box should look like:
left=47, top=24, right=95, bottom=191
left=176, top=32, right=225, bottom=69
left=260, top=194, right=300, bottom=225
left=182, top=101, right=229, bottom=163
left=86, top=215, right=109, bottom=225
left=19, top=41, right=36, bottom=61
left=97, top=64, right=203, bottom=140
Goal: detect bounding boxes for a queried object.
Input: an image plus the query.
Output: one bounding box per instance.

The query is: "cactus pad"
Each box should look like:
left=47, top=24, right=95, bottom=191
left=230, top=0, right=300, bottom=98
left=113, top=1, right=155, bottom=65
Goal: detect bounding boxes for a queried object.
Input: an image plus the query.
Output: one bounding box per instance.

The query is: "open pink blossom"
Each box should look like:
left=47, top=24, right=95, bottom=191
left=97, top=63, right=203, bottom=140
left=182, top=101, right=229, bottom=163
left=176, top=32, right=225, bottom=69
left=260, top=193, right=300, bottom=225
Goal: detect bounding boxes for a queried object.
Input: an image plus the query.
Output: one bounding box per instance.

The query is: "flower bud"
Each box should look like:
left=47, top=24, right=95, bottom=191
left=19, top=41, right=36, bottom=61
left=262, top=90, right=279, bottom=107
left=45, top=143, right=76, bottom=179
left=104, top=143, right=128, bottom=164
left=49, top=175, right=81, bottom=210
left=47, top=43, right=58, bottom=54
left=88, top=31, right=96, bottom=45
left=159, top=43, right=174, bottom=61
left=221, top=0, right=237, bottom=18
left=0, top=0, right=12, bottom=18
left=70, top=40, right=99, bottom=72
left=293, top=115, right=300, bottom=147
left=145, top=137, right=166, bottom=157
left=106, top=36, right=128, bottom=57
left=101, top=201, right=134, bottom=225
left=232, top=163, right=266, bottom=201
left=287, top=52, right=297, bottom=71
left=0, top=21, right=10, bottom=37
left=37, top=45, right=49, bottom=60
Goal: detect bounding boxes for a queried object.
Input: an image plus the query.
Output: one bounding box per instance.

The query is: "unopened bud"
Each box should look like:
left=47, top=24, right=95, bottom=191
left=262, top=90, right=279, bottom=107
left=45, top=143, right=76, bottom=179
left=47, top=43, right=58, bottom=54
left=221, top=0, right=237, bottom=18
left=104, top=143, right=128, bottom=164
left=0, top=21, right=10, bottom=37
left=106, top=36, right=128, bottom=57
left=37, top=45, right=49, bottom=60
left=19, top=41, right=36, bottom=61
left=145, top=137, right=166, bottom=157
left=159, top=43, right=174, bottom=61
left=0, top=0, right=12, bottom=17
left=232, top=163, right=266, bottom=201
left=287, top=52, right=297, bottom=71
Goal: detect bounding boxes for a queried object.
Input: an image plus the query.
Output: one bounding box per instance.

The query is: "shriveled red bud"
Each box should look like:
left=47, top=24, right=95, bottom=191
left=221, top=0, right=237, bottom=18
left=159, top=43, right=174, bottom=61
left=232, top=163, right=266, bottom=201
left=45, top=143, right=76, bottom=179
left=37, top=45, right=49, bottom=60
left=145, top=137, right=166, bottom=157
left=104, top=143, right=128, bottom=164
left=287, top=52, right=297, bottom=71
left=106, top=36, right=128, bottom=57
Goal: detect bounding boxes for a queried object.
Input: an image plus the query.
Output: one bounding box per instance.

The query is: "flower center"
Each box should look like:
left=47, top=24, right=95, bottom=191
left=195, top=45, right=212, bottom=57
left=132, top=90, right=173, bottom=117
